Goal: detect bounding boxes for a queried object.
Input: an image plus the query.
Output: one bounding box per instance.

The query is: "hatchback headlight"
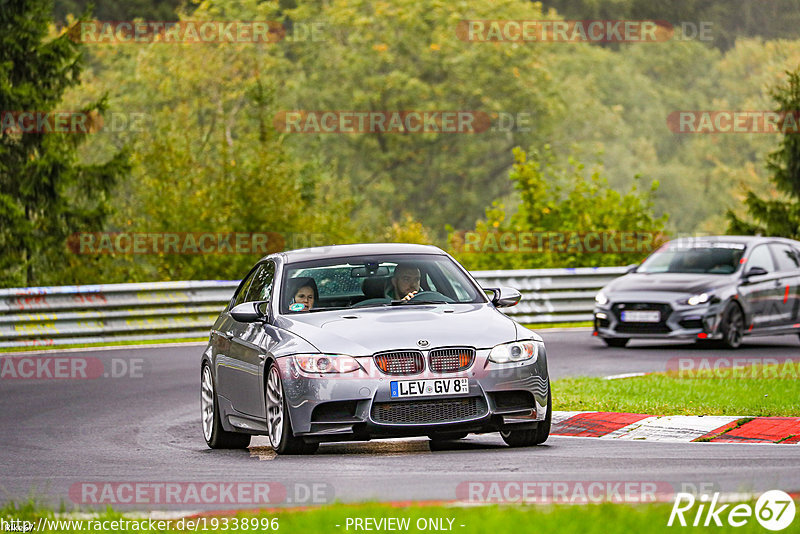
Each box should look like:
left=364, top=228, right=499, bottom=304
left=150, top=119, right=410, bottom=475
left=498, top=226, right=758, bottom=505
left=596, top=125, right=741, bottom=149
left=488, top=341, right=538, bottom=364
left=684, top=293, right=712, bottom=306
left=293, top=354, right=362, bottom=373
left=595, top=291, right=609, bottom=306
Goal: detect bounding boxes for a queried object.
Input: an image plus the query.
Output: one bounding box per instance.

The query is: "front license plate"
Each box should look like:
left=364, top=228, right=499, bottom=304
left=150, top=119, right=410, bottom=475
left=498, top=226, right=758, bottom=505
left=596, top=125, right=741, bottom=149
left=621, top=310, right=661, bottom=323
left=390, top=378, right=469, bottom=398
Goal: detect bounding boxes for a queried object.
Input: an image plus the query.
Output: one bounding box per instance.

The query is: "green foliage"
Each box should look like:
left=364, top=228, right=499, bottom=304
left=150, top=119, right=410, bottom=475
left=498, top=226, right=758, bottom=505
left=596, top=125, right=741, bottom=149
left=52, top=0, right=182, bottom=22
left=0, top=0, right=129, bottom=286
left=449, top=147, right=667, bottom=270
left=539, top=0, right=800, bottom=51
left=727, top=66, right=800, bottom=239
left=277, top=0, right=562, bottom=236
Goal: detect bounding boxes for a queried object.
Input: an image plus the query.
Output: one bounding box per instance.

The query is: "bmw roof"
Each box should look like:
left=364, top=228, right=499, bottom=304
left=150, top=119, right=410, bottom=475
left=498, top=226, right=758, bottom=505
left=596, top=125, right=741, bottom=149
left=273, top=243, right=447, bottom=264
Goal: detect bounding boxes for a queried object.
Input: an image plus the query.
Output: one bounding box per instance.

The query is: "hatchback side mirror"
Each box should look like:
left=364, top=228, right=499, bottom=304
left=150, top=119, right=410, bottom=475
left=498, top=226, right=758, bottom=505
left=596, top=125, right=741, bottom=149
left=743, top=266, right=768, bottom=280
left=485, top=287, right=522, bottom=308
left=625, top=263, right=639, bottom=273
left=230, top=301, right=268, bottom=323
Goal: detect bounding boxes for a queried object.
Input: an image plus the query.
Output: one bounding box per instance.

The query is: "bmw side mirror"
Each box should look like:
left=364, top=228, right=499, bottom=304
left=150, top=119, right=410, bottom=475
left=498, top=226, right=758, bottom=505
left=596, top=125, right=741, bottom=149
left=230, top=301, right=268, bottom=323
left=626, top=263, right=638, bottom=273
left=485, top=287, right=522, bottom=308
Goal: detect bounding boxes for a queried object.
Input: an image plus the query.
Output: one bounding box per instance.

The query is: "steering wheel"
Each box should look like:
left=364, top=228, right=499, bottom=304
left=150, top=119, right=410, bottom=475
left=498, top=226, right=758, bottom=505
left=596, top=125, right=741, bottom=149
left=406, top=290, right=454, bottom=303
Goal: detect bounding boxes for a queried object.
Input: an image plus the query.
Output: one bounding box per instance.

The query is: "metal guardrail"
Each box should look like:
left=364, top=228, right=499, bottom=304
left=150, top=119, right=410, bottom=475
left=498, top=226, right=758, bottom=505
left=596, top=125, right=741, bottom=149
left=0, top=267, right=625, bottom=348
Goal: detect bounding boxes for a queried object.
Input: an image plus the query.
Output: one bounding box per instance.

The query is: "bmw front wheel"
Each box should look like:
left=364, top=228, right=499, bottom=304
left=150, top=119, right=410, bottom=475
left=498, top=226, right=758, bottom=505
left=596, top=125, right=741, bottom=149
left=265, top=363, right=318, bottom=455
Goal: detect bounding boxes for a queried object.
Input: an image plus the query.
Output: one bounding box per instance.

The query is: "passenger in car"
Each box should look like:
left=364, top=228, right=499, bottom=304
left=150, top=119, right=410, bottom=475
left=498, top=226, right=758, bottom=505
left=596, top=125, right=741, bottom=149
left=388, top=263, right=421, bottom=301
left=289, top=277, right=317, bottom=311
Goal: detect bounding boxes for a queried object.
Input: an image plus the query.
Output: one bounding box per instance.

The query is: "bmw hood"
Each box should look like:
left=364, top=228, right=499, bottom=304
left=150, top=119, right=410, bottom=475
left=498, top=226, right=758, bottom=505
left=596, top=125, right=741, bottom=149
left=605, top=272, right=734, bottom=294
left=277, top=304, right=518, bottom=356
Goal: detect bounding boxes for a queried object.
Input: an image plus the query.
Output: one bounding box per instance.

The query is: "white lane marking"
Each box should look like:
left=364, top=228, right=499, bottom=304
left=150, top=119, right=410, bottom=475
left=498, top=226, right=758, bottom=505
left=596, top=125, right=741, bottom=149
left=602, top=415, right=742, bottom=442
left=604, top=372, right=647, bottom=380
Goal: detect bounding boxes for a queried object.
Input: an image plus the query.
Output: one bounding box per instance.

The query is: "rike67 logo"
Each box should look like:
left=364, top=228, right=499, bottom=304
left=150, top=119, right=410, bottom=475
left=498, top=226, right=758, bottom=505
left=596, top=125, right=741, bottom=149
left=668, top=490, right=796, bottom=531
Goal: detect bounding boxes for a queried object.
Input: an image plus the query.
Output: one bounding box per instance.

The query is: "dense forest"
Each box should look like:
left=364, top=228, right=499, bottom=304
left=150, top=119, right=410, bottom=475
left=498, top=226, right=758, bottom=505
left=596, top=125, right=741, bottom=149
left=2, top=0, right=799, bottom=286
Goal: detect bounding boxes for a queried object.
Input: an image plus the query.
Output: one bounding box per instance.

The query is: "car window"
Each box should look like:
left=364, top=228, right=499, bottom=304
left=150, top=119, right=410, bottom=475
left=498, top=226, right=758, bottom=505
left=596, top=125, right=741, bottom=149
left=746, top=245, right=775, bottom=273
left=638, top=242, right=745, bottom=274
left=281, top=254, right=484, bottom=313
left=770, top=244, right=800, bottom=272
left=245, top=262, right=276, bottom=302
left=231, top=267, right=258, bottom=308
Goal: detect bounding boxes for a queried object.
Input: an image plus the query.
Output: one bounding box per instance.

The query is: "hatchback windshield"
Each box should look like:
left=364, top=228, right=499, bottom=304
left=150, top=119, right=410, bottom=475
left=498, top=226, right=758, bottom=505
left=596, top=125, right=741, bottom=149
left=637, top=242, right=746, bottom=274
left=281, top=254, right=484, bottom=313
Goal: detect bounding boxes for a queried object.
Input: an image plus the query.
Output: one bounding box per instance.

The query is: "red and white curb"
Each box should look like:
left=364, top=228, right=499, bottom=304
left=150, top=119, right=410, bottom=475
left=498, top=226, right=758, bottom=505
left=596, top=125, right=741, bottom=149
left=552, top=411, right=800, bottom=444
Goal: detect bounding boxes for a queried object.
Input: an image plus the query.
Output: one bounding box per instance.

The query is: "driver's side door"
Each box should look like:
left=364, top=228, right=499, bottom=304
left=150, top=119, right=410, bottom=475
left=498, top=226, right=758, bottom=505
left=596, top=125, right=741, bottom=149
left=227, top=261, right=277, bottom=417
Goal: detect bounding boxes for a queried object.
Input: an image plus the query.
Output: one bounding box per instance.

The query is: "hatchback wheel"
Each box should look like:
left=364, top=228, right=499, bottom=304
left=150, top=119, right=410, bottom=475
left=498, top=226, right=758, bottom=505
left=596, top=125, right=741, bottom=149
left=201, top=364, right=251, bottom=449
left=265, top=363, right=318, bottom=455
left=500, top=389, right=551, bottom=447
left=718, top=303, right=744, bottom=349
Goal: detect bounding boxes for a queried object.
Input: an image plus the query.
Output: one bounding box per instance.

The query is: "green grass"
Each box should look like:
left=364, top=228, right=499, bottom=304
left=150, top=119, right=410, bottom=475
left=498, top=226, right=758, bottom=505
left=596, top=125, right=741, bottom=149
left=0, top=337, right=207, bottom=353
left=553, top=364, right=800, bottom=416
left=523, top=321, right=592, bottom=329
left=0, top=500, right=782, bottom=534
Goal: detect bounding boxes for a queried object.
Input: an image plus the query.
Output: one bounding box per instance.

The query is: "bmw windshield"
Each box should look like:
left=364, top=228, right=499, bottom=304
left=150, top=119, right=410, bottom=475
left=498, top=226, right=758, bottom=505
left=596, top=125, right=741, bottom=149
left=280, top=254, right=485, bottom=313
left=637, top=242, right=746, bottom=274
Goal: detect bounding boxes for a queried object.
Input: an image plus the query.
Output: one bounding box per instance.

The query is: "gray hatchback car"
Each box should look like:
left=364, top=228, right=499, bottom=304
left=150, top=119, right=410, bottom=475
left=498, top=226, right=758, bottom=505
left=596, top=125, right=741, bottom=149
left=201, top=243, right=551, bottom=454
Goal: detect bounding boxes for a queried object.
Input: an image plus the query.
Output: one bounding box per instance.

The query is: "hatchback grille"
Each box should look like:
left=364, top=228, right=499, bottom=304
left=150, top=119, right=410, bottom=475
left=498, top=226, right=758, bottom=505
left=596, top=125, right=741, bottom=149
left=429, top=347, right=475, bottom=373
left=372, top=397, right=487, bottom=424
left=374, top=351, right=425, bottom=375
left=612, top=302, right=672, bottom=334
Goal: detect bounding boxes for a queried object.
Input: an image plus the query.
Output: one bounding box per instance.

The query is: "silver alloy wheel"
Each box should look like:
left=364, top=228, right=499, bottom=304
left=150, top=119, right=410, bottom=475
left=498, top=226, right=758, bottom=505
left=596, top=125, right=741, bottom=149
left=201, top=366, right=215, bottom=442
left=266, top=365, right=284, bottom=448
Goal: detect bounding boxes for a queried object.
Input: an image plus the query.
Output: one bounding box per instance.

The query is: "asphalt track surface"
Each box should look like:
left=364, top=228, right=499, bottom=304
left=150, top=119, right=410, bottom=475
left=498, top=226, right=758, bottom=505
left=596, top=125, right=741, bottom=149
left=1, top=330, right=799, bottom=511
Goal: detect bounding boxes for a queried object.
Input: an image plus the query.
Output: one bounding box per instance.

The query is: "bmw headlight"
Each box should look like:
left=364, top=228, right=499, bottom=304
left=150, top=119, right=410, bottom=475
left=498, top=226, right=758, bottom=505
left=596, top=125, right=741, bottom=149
left=488, top=341, right=538, bottom=364
left=595, top=291, right=609, bottom=306
left=293, top=354, right=362, bottom=373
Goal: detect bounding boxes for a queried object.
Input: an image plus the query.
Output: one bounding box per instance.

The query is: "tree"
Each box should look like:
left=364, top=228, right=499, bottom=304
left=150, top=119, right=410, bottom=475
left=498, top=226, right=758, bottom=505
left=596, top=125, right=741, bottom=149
left=0, top=0, right=129, bottom=287
left=727, top=67, right=800, bottom=239
left=449, top=147, right=667, bottom=270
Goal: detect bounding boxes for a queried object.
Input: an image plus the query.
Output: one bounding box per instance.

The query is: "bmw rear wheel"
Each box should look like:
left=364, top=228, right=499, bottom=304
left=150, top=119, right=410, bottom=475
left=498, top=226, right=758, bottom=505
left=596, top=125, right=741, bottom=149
left=265, top=363, right=318, bottom=455
left=201, top=364, right=251, bottom=449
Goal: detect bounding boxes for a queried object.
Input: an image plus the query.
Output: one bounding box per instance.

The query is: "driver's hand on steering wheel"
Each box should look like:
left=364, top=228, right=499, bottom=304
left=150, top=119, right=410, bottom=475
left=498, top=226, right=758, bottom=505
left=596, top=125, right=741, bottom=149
left=401, top=290, right=420, bottom=301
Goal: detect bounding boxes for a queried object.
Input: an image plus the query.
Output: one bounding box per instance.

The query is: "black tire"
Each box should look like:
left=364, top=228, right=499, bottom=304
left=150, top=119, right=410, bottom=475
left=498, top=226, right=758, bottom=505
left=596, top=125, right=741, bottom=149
left=718, top=303, right=745, bottom=349
left=603, top=337, right=629, bottom=348
left=265, top=363, right=318, bottom=455
left=500, top=389, right=551, bottom=447
left=201, top=364, right=251, bottom=449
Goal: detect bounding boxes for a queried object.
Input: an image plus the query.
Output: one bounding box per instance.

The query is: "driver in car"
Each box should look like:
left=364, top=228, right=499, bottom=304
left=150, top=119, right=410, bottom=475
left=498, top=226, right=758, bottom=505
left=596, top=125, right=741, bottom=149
left=388, top=263, right=421, bottom=301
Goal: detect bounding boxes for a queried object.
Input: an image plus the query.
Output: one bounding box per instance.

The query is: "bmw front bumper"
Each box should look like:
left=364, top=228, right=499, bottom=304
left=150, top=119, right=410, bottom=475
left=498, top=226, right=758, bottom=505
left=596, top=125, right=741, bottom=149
left=275, top=348, right=550, bottom=441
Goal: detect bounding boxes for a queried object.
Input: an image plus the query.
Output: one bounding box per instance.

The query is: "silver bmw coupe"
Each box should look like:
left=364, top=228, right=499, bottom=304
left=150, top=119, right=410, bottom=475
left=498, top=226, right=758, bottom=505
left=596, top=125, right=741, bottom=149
left=201, top=243, right=550, bottom=454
